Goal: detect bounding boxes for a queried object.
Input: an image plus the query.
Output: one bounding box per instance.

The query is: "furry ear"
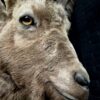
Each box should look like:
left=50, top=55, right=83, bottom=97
left=55, top=0, right=75, bottom=18
left=1, top=0, right=17, bottom=16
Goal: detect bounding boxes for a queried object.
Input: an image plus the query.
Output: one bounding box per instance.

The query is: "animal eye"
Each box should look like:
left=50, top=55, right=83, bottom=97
left=19, top=15, right=36, bottom=26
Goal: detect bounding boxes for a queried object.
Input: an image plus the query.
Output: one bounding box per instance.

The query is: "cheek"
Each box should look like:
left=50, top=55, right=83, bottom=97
left=0, top=20, right=15, bottom=42
left=14, top=33, right=35, bottom=49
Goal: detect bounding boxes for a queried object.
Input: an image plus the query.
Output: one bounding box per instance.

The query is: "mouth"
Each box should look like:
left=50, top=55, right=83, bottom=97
left=45, top=82, right=78, bottom=100
left=53, top=86, right=78, bottom=100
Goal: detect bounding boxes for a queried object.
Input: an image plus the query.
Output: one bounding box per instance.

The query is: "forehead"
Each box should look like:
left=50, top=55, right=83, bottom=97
left=18, top=0, right=46, bottom=8
left=13, top=0, right=50, bottom=18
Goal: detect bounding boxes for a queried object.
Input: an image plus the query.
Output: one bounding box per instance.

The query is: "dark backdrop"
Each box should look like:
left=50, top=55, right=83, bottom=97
left=69, top=0, right=100, bottom=100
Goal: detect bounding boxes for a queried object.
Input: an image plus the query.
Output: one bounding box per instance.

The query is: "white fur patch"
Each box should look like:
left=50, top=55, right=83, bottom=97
left=32, top=0, right=46, bottom=6
left=13, top=2, right=34, bottom=19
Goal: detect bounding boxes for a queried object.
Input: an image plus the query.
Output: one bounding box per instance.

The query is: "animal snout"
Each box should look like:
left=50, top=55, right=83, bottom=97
left=74, top=72, right=90, bottom=89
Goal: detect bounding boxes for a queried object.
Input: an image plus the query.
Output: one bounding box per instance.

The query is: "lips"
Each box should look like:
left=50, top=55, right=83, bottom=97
left=45, top=81, right=78, bottom=100
left=53, top=84, right=78, bottom=100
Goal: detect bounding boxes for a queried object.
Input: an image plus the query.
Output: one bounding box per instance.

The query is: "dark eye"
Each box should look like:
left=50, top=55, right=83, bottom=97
left=19, top=15, right=36, bottom=26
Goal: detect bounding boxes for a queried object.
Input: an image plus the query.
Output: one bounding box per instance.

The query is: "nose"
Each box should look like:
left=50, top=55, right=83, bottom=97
left=74, top=72, right=90, bottom=88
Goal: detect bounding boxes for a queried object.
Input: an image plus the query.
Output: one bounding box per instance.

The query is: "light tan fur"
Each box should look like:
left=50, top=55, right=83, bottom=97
left=0, top=0, right=90, bottom=100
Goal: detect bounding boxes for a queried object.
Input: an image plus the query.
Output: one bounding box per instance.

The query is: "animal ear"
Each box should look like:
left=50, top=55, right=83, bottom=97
left=55, top=0, right=75, bottom=18
left=1, top=0, right=17, bottom=16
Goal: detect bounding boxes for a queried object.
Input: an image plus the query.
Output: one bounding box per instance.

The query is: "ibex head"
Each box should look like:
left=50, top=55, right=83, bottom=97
left=0, top=0, right=90, bottom=100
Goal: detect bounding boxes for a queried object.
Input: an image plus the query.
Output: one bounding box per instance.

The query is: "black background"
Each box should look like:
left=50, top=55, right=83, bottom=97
left=69, top=0, right=100, bottom=99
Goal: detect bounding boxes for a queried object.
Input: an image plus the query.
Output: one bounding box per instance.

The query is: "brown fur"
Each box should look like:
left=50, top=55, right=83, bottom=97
left=0, top=0, right=90, bottom=100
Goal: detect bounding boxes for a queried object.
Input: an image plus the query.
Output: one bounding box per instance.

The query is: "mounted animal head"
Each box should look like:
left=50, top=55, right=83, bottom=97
left=0, top=0, right=90, bottom=100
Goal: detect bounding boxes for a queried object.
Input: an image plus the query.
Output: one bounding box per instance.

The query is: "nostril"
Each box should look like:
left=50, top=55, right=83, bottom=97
left=74, top=73, right=90, bottom=88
